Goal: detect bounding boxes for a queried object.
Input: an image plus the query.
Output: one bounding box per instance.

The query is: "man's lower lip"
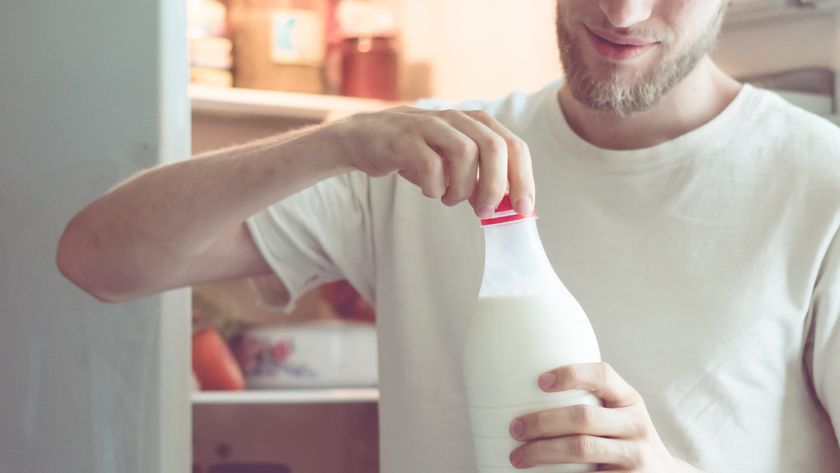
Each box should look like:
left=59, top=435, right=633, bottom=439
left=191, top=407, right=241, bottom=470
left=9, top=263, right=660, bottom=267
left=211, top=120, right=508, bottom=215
left=585, top=28, right=655, bottom=61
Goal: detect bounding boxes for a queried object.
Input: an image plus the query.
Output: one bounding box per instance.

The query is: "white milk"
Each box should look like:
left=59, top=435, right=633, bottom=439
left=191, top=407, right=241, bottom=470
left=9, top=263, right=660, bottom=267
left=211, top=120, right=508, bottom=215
left=463, top=290, right=602, bottom=472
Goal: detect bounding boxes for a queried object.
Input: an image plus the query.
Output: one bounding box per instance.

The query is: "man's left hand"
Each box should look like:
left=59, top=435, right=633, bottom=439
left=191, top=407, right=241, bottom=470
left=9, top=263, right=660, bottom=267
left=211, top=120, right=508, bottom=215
left=508, top=362, right=702, bottom=472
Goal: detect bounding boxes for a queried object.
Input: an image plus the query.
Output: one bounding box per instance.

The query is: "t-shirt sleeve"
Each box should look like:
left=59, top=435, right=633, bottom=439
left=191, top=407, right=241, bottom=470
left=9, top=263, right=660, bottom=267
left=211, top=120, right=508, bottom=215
left=245, top=171, right=374, bottom=312
left=806, top=227, right=840, bottom=443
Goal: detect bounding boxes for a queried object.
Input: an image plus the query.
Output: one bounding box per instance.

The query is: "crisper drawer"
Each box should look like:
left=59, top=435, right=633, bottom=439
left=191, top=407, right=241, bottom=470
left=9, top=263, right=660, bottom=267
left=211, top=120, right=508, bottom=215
left=193, top=399, right=379, bottom=473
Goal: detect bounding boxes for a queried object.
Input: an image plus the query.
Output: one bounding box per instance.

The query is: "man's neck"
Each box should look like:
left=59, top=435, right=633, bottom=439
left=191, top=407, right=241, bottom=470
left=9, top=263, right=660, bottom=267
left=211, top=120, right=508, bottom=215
left=557, top=57, right=742, bottom=151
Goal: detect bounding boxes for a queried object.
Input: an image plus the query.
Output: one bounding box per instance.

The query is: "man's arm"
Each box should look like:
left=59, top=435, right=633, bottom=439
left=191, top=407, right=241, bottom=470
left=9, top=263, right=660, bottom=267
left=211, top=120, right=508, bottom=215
left=56, top=125, right=345, bottom=302
left=56, top=107, right=536, bottom=302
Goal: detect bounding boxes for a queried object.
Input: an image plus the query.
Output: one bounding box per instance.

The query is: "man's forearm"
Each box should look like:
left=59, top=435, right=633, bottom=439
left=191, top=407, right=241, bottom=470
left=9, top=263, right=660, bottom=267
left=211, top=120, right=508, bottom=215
left=57, top=121, right=353, bottom=299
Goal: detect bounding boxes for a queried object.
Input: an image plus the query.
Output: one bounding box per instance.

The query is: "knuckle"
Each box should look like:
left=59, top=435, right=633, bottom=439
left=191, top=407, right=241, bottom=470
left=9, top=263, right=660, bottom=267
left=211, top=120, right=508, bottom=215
left=468, top=109, right=492, bottom=122
left=509, top=137, right=529, bottom=156
left=597, top=362, right=612, bottom=385
left=531, top=440, right=549, bottom=462
left=571, top=404, right=596, bottom=429
left=421, top=179, right=445, bottom=199
left=632, top=412, right=652, bottom=438
left=631, top=447, right=652, bottom=468
left=454, top=140, right=478, bottom=159
left=444, top=188, right=471, bottom=204
left=634, top=420, right=652, bottom=439
left=439, top=109, right=465, bottom=124
left=422, top=186, right=441, bottom=199
left=532, top=411, right=551, bottom=437
left=447, top=195, right=469, bottom=205
left=561, top=365, right=581, bottom=387
left=484, top=136, right=507, bottom=155
left=418, top=115, right=444, bottom=129
left=570, top=436, right=596, bottom=460
left=419, top=155, right=442, bottom=175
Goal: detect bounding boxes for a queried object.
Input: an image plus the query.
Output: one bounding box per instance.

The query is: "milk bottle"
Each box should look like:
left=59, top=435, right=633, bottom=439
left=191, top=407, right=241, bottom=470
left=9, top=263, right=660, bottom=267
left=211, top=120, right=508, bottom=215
left=463, top=195, right=602, bottom=473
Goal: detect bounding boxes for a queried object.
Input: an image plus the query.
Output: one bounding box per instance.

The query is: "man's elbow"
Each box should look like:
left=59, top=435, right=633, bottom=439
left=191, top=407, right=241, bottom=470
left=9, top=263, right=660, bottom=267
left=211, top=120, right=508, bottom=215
left=55, top=219, right=131, bottom=303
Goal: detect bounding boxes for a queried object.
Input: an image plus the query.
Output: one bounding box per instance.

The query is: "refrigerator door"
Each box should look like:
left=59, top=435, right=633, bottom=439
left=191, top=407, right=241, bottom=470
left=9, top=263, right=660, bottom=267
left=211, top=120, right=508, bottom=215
left=0, top=1, right=190, bottom=472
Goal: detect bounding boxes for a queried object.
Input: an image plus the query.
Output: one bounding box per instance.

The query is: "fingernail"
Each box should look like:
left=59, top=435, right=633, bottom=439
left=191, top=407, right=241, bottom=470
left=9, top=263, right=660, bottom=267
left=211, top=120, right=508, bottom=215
left=476, top=206, right=495, bottom=219
left=510, top=419, right=524, bottom=439
left=515, top=196, right=534, bottom=215
left=510, top=447, right=524, bottom=467
left=539, top=372, right=557, bottom=390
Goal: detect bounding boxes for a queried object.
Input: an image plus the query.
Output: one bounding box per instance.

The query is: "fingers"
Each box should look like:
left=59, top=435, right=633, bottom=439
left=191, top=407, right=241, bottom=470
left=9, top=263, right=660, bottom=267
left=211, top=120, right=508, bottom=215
left=419, top=111, right=484, bottom=208
left=510, top=404, right=643, bottom=442
left=538, top=363, right=642, bottom=408
left=396, top=140, right=447, bottom=199
left=509, top=435, right=638, bottom=470
left=506, top=364, right=670, bottom=471
left=408, top=108, right=533, bottom=218
left=420, top=110, right=508, bottom=217
left=464, top=110, right=535, bottom=216
left=445, top=110, right=508, bottom=216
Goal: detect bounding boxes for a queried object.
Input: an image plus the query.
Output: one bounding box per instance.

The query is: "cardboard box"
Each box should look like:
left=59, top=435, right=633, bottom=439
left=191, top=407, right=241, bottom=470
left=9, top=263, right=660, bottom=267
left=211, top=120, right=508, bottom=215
left=228, top=0, right=326, bottom=93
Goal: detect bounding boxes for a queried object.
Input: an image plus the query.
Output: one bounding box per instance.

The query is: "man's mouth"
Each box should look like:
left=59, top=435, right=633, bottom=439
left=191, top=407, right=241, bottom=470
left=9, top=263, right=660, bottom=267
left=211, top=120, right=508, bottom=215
left=584, top=25, right=658, bottom=61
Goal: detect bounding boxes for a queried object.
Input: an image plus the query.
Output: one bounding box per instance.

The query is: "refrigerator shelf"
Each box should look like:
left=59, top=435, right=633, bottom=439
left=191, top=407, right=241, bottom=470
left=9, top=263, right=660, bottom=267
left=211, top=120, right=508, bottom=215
left=190, top=85, right=397, bottom=121
left=191, top=388, right=379, bottom=405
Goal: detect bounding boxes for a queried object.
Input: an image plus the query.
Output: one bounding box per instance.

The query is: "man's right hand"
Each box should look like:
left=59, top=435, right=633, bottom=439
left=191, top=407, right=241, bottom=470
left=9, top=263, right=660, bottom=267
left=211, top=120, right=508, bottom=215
left=334, top=106, right=536, bottom=218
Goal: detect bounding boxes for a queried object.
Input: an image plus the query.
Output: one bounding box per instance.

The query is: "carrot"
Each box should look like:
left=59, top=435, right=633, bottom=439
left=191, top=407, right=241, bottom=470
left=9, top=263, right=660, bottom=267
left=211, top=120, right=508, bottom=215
left=192, top=328, right=245, bottom=391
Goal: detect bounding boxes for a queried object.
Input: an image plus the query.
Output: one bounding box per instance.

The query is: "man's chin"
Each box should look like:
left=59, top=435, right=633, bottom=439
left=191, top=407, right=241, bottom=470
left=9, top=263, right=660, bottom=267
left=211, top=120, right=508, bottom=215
left=566, top=78, right=662, bottom=117
left=586, top=98, right=659, bottom=117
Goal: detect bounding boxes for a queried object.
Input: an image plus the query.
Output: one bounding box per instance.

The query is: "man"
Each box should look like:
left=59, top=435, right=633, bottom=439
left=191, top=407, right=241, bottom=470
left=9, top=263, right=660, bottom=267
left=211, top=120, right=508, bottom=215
left=57, top=0, right=840, bottom=471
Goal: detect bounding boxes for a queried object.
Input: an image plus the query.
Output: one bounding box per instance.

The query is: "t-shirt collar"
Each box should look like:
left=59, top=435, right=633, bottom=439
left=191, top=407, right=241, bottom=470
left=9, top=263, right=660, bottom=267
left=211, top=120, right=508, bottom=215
left=545, top=78, right=758, bottom=171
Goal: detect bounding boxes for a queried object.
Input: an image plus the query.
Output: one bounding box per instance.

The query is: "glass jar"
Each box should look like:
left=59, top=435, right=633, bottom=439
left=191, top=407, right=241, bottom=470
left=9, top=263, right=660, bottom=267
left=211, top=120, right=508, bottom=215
left=340, top=35, right=398, bottom=100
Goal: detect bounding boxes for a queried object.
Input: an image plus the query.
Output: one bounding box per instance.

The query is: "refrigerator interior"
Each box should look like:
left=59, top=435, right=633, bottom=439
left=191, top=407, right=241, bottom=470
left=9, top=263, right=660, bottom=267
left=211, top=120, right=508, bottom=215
left=190, top=108, right=381, bottom=472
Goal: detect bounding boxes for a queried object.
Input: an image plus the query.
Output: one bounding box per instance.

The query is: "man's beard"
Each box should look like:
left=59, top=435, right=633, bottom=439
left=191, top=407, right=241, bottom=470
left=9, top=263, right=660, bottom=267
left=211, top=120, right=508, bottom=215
left=556, top=4, right=727, bottom=116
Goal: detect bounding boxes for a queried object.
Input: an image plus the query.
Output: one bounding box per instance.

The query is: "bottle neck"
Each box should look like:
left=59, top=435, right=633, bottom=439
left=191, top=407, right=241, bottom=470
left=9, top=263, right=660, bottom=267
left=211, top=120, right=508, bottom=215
left=479, top=217, right=558, bottom=299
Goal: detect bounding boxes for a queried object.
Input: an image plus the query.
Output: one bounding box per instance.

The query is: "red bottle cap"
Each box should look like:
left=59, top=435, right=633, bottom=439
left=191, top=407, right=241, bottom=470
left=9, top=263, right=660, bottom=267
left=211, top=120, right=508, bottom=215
left=480, top=194, right=537, bottom=226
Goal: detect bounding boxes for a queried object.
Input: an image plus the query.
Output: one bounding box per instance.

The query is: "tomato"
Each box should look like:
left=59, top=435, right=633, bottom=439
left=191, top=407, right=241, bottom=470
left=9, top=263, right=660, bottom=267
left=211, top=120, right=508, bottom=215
left=192, top=328, right=245, bottom=391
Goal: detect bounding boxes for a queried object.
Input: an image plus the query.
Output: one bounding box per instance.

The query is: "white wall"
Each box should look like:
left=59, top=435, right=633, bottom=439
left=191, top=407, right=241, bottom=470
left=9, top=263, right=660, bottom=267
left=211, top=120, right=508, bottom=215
left=390, top=0, right=561, bottom=101
left=0, top=1, right=190, bottom=472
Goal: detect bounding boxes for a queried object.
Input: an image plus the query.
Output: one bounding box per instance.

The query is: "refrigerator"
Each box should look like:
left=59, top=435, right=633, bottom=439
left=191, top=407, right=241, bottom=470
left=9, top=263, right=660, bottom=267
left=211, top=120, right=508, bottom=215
left=0, top=0, right=190, bottom=472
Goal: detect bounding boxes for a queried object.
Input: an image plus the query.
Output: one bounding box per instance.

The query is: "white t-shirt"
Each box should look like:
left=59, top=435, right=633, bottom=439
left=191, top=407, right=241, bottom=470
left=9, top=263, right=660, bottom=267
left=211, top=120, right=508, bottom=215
left=247, top=79, right=840, bottom=472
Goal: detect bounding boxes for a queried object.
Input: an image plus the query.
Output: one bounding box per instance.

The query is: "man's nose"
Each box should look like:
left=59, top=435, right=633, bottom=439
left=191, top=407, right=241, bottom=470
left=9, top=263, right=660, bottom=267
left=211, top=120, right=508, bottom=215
left=598, top=0, right=654, bottom=28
